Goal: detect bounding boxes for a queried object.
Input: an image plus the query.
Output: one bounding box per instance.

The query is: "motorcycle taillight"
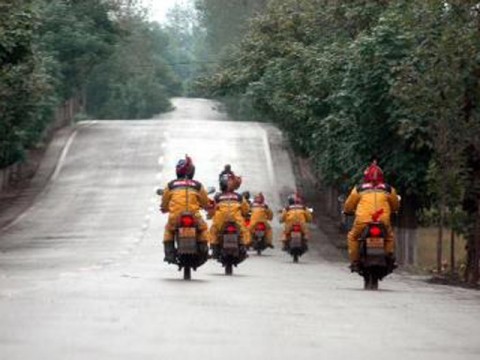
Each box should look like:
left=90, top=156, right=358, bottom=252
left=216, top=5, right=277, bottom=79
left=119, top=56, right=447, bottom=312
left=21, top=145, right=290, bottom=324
left=292, top=224, right=302, bottom=232
left=180, top=215, right=195, bottom=227
left=369, top=225, right=382, bottom=237
left=226, top=224, right=237, bottom=234
left=255, top=222, right=266, bottom=231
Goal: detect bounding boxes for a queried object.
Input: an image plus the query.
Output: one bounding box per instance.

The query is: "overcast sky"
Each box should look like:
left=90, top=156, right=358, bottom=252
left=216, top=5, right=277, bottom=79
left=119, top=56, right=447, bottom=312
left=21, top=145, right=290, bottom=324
left=142, top=0, right=186, bottom=23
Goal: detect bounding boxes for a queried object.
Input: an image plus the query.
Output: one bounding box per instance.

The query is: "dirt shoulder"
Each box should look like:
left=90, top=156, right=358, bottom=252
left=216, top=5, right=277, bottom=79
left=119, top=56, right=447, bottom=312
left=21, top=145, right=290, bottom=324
left=261, top=122, right=346, bottom=263
left=0, top=126, right=75, bottom=232
left=290, top=155, right=347, bottom=263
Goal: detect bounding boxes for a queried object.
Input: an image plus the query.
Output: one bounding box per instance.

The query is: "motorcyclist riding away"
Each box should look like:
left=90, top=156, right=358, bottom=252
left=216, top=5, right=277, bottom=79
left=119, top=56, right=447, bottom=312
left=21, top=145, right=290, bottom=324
left=209, top=173, right=251, bottom=258
left=160, top=155, right=212, bottom=263
left=343, top=161, right=400, bottom=270
left=279, top=193, right=313, bottom=250
left=249, top=192, right=274, bottom=248
left=218, top=164, right=233, bottom=181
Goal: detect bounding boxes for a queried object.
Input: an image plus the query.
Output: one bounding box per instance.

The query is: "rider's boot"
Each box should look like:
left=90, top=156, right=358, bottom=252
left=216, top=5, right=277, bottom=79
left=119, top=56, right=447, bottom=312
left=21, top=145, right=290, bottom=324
left=198, top=242, right=209, bottom=265
left=386, top=252, right=398, bottom=270
left=210, top=244, right=221, bottom=259
left=163, top=241, right=177, bottom=263
left=349, top=261, right=360, bottom=273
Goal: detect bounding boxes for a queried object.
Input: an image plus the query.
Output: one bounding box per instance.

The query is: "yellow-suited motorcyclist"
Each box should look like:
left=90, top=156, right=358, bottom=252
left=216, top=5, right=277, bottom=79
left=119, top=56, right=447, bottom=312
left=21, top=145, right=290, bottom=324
left=279, top=193, right=313, bottom=250
left=343, top=161, right=400, bottom=271
left=209, top=173, right=251, bottom=258
left=160, top=155, right=212, bottom=263
left=249, top=192, right=274, bottom=248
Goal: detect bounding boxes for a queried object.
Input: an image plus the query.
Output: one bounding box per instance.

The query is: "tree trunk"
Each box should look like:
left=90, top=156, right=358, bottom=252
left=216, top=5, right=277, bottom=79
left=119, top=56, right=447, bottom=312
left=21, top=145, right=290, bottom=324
left=472, top=205, right=480, bottom=284
left=396, top=194, right=418, bottom=265
left=450, top=228, right=455, bottom=275
left=437, top=204, right=444, bottom=273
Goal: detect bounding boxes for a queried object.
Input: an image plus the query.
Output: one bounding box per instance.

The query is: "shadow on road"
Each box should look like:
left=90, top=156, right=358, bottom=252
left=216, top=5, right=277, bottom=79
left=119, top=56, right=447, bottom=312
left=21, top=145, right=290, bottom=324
left=162, top=278, right=211, bottom=284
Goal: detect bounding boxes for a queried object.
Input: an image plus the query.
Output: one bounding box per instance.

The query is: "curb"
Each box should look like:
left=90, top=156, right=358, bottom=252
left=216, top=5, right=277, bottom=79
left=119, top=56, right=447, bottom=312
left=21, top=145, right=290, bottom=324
left=0, top=124, right=80, bottom=233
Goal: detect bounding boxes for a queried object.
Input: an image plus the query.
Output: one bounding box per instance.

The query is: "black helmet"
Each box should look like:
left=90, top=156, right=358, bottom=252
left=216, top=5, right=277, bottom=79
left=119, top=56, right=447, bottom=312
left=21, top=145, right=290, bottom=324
left=242, top=191, right=250, bottom=201
left=288, top=192, right=303, bottom=205
left=219, top=174, right=230, bottom=192
left=287, top=194, right=295, bottom=205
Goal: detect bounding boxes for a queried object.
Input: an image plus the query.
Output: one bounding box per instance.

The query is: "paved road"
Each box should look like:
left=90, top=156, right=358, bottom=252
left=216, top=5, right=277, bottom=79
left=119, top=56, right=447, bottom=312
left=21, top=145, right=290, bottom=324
left=0, top=98, right=479, bottom=360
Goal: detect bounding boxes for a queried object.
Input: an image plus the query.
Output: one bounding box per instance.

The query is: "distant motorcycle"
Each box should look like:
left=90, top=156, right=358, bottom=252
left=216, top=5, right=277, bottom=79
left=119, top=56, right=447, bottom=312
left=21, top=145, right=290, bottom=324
left=251, top=222, right=268, bottom=255
left=356, top=221, right=395, bottom=290
left=215, top=221, right=247, bottom=275
left=285, top=222, right=307, bottom=263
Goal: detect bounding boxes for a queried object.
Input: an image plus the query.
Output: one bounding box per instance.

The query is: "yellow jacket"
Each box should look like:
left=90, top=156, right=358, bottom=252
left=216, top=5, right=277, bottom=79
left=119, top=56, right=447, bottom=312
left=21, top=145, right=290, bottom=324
left=344, top=182, right=399, bottom=224
left=211, top=191, right=250, bottom=228
left=280, top=205, right=312, bottom=225
left=161, top=179, right=210, bottom=216
left=249, top=203, right=273, bottom=227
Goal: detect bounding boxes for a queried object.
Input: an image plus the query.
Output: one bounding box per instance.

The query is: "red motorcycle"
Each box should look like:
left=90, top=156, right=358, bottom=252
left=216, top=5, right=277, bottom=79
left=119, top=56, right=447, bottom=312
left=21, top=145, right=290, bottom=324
left=286, top=223, right=307, bottom=263
left=354, top=209, right=396, bottom=290
left=215, top=221, right=247, bottom=275
left=172, top=212, right=208, bottom=280
left=251, top=222, right=268, bottom=255
left=157, top=188, right=213, bottom=280
left=357, top=221, right=395, bottom=290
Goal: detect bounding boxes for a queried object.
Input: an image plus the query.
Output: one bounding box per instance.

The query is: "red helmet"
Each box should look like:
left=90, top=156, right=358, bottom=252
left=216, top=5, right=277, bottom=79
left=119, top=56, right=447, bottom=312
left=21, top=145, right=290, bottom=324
left=363, top=162, right=384, bottom=184
left=253, top=192, right=265, bottom=204
left=176, top=155, right=195, bottom=179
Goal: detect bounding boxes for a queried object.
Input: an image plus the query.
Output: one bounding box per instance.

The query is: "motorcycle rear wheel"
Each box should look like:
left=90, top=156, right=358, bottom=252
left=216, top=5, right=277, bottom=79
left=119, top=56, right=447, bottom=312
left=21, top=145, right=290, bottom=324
left=225, top=263, right=233, bottom=275
left=183, top=266, right=192, bottom=280
left=364, top=273, right=379, bottom=290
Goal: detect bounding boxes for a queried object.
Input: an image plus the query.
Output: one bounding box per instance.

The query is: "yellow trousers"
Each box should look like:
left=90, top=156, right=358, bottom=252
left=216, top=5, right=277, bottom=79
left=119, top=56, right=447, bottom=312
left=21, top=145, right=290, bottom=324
left=249, top=222, right=273, bottom=246
left=163, top=212, right=209, bottom=243
left=347, top=221, right=394, bottom=262
left=210, top=221, right=250, bottom=246
left=281, top=222, right=310, bottom=245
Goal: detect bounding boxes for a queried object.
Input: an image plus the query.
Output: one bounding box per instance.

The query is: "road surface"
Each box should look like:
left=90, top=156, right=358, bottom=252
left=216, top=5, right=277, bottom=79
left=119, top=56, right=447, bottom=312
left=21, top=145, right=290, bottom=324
left=0, top=98, right=479, bottom=360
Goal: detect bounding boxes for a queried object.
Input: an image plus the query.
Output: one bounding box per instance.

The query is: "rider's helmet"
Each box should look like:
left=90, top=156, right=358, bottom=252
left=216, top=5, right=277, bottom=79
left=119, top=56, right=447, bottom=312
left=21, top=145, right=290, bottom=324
left=224, top=164, right=232, bottom=173
left=253, top=192, right=265, bottom=204
left=242, top=191, right=251, bottom=202
left=287, top=192, right=303, bottom=206
left=363, top=161, right=384, bottom=185
left=176, top=155, right=195, bottom=179
left=219, top=174, right=230, bottom=192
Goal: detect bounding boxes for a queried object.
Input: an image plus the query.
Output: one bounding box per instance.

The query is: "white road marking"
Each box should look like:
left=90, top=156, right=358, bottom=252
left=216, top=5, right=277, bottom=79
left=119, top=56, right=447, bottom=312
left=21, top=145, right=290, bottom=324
left=260, top=125, right=280, bottom=207
left=0, top=122, right=97, bottom=233
left=52, top=121, right=97, bottom=180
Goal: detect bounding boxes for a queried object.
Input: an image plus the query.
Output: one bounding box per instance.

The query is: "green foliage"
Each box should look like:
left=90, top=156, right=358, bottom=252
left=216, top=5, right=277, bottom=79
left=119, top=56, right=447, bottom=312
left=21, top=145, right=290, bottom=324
left=0, top=1, right=55, bottom=167
left=162, top=2, right=209, bottom=91
left=1, top=0, right=183, bottom=167
left=197, top=0, right=480, bottom=201
left=195, top=0, right=268, bottom=61
left=196, top=0, right=480, bottom=279
left=86, top=20, right=179, bottom=119
left=37, top=0, right=119, bottom=100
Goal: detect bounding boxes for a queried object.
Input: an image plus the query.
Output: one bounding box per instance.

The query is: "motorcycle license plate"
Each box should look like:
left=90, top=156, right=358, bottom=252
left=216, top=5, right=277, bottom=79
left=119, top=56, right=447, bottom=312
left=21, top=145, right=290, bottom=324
left=177, top=238, right=197, bottom=254
left=290, top=232, right=302, bottom=247
left=255, top=231, right=265, bottom=238
left=179, top=227, right=196, bottom=238
left=366, top=237, right=384, bottom=248
left=223, top=234, right=238, bottom=250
